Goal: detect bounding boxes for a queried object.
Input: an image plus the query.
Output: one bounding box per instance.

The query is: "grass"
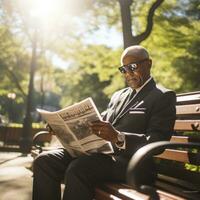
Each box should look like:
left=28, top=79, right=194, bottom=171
left=185, top=163, right=200, bottom=172
left=6, top=123, right=45, bottom=129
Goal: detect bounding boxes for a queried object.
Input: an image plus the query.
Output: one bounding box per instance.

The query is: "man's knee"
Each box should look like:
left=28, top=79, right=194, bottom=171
left=63, top=157, right=95, bottom=200
left=33, top=152, right=50, bottom=173
left=64, top=156, right=91, bottom=183
left=64, top=154, right=110, bottom=184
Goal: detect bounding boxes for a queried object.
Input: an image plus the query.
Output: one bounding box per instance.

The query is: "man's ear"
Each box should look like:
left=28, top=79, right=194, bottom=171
left=148, top=59, right=152, bottom=69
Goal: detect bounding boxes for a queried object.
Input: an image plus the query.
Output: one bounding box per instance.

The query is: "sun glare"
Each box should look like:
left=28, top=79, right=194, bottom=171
left=30, top=0, right=61, bottom=19
left=30, top=0, right=66, bottom=22
left=16, top=0, right=86, bottom=32
left=16, top=0, right=74, bottom=31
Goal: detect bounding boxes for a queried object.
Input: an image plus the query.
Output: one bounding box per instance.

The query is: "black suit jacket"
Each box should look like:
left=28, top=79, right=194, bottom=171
left=103, top=78, right=176, bottom=160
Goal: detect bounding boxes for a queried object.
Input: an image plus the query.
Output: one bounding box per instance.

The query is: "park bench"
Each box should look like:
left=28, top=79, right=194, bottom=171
left=32, top=91, right=200, bottom=200
left=0, top=126, right=47, bottom=151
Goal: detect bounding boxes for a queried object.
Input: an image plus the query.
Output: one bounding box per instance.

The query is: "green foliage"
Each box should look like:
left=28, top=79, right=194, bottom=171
left=142, top=0, right=200, bottom=92
left=172, top=21, right=200, bottom=91
left=185, top=163, right=200, bottom=172
left=0, top=25, right=29, bottom=122
left=58, top=45, right=124, bottom=111
left=89, top=0, right=121, bottom=28
left=6, top=122, right=45, bottom=128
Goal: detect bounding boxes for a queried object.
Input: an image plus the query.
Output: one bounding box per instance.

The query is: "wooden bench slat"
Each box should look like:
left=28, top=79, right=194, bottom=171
left=174, top=120, right=200, bottom=131
left=177, top=91, right=200, bottom=97
left=99, top=183, right=187, bottom=200
left=170, top=135, right=200, bottom=144
left=100, top=183, right=152, bottom=200
left=176, top=104, right=200, bottom=115
left=95, top=188, right=122, bottom=200
left=157, top=190, right=187, bottom=200
left=155, top=149, right=190, bottom=163
left=176, top=93, right=200, bottom=105
left=170, top=136, right=189, bottom=143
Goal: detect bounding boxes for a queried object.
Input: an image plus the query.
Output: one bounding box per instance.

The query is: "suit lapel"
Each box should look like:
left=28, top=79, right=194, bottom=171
left=103, top=88, right=132, bottom=123
left=112, top=79, right=156, bottom=125
left=113, top=87, right=133, bottom=117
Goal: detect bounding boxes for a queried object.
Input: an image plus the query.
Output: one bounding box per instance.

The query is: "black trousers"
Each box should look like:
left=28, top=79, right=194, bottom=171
left=32, top=148, right=127, bottom=200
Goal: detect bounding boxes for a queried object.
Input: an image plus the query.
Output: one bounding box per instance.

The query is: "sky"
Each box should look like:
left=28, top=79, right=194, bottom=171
left=84, top=26, right=123, bottom=49
left=52, top=26, right=123, bottom=68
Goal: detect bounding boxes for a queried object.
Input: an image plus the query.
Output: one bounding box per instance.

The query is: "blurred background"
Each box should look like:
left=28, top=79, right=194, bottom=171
left=0, top=0, right=199, bottom=152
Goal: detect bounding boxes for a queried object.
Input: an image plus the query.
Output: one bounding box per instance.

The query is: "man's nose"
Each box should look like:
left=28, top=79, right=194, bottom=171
left=124, top=71, right=134, bottom=78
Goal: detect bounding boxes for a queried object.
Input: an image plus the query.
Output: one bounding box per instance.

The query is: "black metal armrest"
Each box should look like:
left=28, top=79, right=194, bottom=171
left=126, top=141, right=200, bottom=198
left=32, top=131, right=51, bottom=153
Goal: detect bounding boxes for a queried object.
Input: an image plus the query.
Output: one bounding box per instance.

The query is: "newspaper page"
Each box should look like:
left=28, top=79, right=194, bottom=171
left=37, top=98, right=114, bottom=157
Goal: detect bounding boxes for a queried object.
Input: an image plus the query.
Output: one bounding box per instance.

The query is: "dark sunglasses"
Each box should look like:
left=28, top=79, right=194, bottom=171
left=118, top=59, right=148, bottom=73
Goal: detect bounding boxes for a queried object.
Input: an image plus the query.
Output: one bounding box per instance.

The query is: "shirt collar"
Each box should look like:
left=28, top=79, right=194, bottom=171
left=135, top=77, right=152, bottom=93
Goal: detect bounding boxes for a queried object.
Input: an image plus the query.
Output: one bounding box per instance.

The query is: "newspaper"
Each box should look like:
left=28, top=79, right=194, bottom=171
left=37, top=98, right=114, bottom=157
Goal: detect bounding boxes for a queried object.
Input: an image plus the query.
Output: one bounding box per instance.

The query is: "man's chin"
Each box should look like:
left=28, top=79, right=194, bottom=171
left=127, top=81, right=141, bottom=89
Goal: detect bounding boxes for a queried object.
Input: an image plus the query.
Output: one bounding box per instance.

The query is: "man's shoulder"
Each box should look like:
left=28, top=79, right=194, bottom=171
left=151, top=84, right=176, bottom=101
left=155, top=84, right=175, bottom=94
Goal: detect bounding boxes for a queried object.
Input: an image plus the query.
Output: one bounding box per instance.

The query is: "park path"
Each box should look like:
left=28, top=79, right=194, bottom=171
left=0, top=152, right=33, bottom=200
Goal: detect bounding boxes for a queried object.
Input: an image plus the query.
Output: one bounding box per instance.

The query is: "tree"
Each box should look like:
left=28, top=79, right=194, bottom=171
left=0, top=0, right=84, bottom=152
left=56, top=45, right=123, bottom=111
left=141, top=0, right=200, bottom=92
left=0, top=24, right=30, bottom=121
left=172, top=0, right=200, bottom=91
left=119, top=0, right=164, bottom=48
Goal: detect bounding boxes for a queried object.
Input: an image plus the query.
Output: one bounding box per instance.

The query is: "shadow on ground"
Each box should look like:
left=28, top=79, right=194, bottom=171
left=0, top=152, right=33, bottom=200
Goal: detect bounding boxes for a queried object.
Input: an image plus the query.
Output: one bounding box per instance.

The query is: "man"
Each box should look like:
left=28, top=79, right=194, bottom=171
left=32, top=45, right=176, bottom=200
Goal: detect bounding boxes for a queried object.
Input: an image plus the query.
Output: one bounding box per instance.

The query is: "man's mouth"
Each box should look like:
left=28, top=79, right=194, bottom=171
left=127, top=78, right=138, bottom=83
left=126, top=77, right=143, bottom=89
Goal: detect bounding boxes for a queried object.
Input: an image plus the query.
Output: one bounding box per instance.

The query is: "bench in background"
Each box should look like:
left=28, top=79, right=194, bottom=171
left=0, top=127, right=47, bottom=151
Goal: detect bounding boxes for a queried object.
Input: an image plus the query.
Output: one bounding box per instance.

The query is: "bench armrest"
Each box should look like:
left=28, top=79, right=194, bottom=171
left=32, top=131, right=51, bottom=153
left=127, top=141, right=200, bottom=195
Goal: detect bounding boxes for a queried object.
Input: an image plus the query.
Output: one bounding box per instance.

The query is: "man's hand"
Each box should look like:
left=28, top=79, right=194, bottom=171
left=46, top=124, right=55, bottom=135
left=90, top=120, right=119, bottom=144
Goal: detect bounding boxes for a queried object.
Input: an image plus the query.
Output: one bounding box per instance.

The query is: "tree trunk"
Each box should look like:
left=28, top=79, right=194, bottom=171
left=119, top=0, right=164, bottom=48
left=20, top=30, right=37, bottom=153
left=119, top=0, right=133, bottom=48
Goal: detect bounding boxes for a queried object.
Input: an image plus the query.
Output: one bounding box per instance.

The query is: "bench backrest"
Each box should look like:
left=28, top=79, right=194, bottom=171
left=158, top=92, right=200, bottom=158
left=152, top=91, right=200, bottom=199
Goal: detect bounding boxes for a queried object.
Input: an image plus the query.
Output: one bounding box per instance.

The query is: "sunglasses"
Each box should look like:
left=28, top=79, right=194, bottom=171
left=118, top=59, right=148, bottom=73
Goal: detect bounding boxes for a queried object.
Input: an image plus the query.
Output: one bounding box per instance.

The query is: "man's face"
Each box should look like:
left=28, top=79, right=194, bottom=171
left=120, top=55, right=151, bottom=89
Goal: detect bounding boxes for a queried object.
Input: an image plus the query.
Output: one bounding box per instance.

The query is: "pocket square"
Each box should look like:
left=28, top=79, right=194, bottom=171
left=129, top=111, right=145, bottom=114
left=129, top=107, right=146, bottom=111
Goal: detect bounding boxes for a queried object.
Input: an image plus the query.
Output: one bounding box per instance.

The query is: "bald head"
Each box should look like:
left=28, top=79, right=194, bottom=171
left=121, top=45, right=149, bottom=65
left=119, top=45, right=152, bottom=89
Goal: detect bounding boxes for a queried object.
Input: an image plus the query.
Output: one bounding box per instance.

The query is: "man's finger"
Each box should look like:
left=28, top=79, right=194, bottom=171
left=46, top=124, right=52, bottom=131
left=91, top=120, right=108, bottom=125
left=90, top=120, right=101, bottom=124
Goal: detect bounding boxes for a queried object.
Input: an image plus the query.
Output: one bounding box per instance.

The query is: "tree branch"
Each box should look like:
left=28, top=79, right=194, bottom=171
left=119, top=0, right=164, bottom=47
left=134, top=0, right=164, bottom=44
left=7, top=67, right=27, bottom=100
